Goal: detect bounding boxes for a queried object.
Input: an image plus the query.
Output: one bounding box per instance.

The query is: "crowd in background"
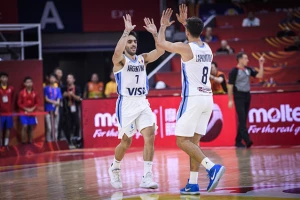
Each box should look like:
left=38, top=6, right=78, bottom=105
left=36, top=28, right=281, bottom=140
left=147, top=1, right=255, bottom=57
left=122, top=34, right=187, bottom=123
left=0, top=68, right=117, bottom=148
left=43, top=68, right=117, bottom=148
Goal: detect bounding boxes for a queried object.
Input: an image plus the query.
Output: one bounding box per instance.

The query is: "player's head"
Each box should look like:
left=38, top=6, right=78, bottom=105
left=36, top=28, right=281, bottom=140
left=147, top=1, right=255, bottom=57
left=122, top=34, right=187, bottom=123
left=0, top=72, right=8, bottom=84
left=236, top=52, right=249, bottom=66
left=125, top=31, right=138, bottom=56
left=185, top=17, right=204, bottom=40
left=23, top=76, right=33, bottom=88
left=211, top=61, right=218, bottom=75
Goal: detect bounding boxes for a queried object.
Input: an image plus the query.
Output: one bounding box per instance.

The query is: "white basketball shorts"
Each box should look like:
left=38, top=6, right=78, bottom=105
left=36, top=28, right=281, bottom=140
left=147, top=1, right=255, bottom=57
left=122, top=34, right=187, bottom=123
left=175, top=95, right=213, bottom=137
left=115, top=96, right=157, bottom=139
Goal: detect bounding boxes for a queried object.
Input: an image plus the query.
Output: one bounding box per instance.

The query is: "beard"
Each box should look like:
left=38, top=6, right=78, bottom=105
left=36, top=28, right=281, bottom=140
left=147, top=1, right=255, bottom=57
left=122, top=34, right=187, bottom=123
left=125, top=47, right=136, bottom=56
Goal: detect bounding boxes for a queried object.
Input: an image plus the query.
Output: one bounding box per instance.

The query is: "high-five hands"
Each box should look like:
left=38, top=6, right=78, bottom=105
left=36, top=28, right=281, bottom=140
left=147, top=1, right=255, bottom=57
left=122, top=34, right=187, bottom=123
left=143, top=18, right=158, bottom=34
left=160, top=8, right=175, bottom=27
left=176, top=4, right=188, bottom=25
left=123, top=14, right=136, bottom=32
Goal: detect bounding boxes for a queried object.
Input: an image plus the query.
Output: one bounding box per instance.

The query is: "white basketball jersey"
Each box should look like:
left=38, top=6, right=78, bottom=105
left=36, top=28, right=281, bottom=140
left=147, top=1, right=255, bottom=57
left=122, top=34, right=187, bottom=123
left=181, top=42, right=213, bottom=96
left=114, top=54, right=149, bottom=97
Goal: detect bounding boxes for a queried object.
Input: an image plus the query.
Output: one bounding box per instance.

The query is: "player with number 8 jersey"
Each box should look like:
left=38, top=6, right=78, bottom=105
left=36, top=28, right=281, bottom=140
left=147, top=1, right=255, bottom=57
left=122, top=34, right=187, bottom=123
left=157, top=5, right=225, bottom=195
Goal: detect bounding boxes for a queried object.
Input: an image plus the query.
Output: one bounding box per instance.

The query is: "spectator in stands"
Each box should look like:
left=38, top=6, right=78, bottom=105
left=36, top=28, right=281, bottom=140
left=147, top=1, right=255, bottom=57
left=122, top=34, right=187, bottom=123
left=44, top=73, right=62, bottom=142
left=43, top=74, right=58, bottom=87
left=105, top=72, right=117, bottom=98
left=0, top=72, right=14, bottom=147
left=210, top=61, right=227, bottom=94
left=277, top=26, right=296, bottom=38
left=62, top=74, right=82, bottom=145
left=201, top=27, right=218, bottom=43
left=242, top=11, right=260, bottom=27
left=54, top=68, right=64, bottom=87
left=18, top=77, right=38, bottom=144
left=284, top=36, right=300, bottom=52
left=227, top=52, right=265, bottom=148
left=54, top=68, right=65, bottom=141
left=83, top=73, right=104, bottom=99
left=281, top=9, right=300, bottom=24
left=216, top=40, right=235, bottom=55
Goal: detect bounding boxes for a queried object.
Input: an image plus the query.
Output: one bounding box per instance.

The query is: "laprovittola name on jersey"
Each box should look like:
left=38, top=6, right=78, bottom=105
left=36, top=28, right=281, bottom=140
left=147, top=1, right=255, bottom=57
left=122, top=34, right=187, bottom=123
left=127, top=65, right=145, bottom=72
left=196, top=54, right=213, bottom=62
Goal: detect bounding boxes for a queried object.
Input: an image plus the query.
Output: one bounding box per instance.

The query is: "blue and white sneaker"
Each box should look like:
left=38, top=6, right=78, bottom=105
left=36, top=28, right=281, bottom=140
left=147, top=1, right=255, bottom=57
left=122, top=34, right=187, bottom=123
left=206, top=164, right=225, bottom=192
left=180, top=179, right=200, bottom=195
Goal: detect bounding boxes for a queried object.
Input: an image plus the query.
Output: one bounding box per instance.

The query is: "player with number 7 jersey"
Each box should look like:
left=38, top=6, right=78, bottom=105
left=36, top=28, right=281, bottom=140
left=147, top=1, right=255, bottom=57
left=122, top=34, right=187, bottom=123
left=108, top=15, right=165, bottom=190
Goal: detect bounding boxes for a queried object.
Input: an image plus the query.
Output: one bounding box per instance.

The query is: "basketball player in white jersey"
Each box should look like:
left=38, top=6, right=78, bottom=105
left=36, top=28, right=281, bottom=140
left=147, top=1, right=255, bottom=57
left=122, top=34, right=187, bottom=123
left=157, top=5, right=225, bottom=194
left=108, top=14, right=165, bottom=189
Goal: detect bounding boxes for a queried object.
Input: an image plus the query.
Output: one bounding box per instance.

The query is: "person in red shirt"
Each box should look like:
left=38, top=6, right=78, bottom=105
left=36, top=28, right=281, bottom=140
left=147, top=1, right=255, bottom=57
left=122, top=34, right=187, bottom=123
left=18, top=77, right=38, bottom=144
left=0, top=72, right=14, bottom=147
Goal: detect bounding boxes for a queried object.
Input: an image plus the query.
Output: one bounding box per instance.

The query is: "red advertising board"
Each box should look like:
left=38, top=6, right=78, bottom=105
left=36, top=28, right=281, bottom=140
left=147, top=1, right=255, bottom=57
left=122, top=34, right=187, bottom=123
left=82, top=95, right=237, bottom=148
left=82, top=92, right=300, bottom=148
left=82, top=0, right=161, bottom=32
left=248, top=92, right=300, bottom=146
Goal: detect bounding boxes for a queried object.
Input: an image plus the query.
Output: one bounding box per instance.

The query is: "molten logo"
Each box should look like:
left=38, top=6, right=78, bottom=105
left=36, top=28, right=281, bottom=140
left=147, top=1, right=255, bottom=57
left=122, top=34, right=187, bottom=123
left=94, top=113, right=118, bottom=127
left=248, top=104, right=300, bottom=123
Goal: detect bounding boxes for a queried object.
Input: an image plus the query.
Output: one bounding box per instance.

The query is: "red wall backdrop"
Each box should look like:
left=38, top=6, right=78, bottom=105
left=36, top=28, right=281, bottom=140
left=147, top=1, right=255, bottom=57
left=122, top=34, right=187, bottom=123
left=82, top=0, right=161, bottom=32
left=82, top=92, right=300, bottom=148
left=0, top=60, right=45, bottom=145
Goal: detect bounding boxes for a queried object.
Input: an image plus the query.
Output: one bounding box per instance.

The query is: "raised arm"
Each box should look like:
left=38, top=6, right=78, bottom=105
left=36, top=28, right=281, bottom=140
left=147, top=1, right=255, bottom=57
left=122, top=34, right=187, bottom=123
left=112, top=14, right=136, bottom=67
left=141, top=18, right=165, bottom=64
left=157, top=8, right=189, bottom=56
left=255, top=55, right=265, bottom=79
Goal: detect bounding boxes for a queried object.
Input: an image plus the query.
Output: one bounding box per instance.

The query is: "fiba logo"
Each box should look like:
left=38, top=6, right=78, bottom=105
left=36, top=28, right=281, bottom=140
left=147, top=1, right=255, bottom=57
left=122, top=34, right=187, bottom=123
left=248, top=104, right=300, bottom=123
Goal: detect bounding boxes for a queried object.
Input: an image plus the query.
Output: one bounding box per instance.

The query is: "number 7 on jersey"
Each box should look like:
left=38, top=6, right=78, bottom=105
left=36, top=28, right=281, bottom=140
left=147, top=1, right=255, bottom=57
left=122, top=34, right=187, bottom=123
left=135, top=75, right=139, bottom=84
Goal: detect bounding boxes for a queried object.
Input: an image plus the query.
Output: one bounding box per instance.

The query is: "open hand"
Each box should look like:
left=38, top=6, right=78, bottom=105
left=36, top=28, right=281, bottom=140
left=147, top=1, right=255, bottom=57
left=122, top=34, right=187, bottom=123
left=160, top=8, right=175, bottom=27
left=176, top=4, right=187, bottom=25
left=143, top=18, right=157, bottom=34
left=123, top=14, right=136, bottom=32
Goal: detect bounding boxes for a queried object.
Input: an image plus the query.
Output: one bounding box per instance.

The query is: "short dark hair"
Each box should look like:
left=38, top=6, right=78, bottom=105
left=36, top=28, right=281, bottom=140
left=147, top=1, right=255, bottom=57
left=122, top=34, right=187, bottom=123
left=186, top=17, right=204, bottom=38
left=211, top=61, right=218, bottom=68
left=129, top=31, right=138, bottom=39
left=23, top=76, right=32, bottom=83
left=236, top=52, right=247, bottom=61
left=48, top=73, right=57, bottom=79
left=0, top=72, right=8, bottom=77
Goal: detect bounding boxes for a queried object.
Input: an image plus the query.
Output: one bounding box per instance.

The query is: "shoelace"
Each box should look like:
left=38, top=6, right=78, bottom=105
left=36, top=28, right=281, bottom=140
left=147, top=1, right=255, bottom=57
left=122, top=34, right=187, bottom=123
left=112, top=169, right=121, bottom=182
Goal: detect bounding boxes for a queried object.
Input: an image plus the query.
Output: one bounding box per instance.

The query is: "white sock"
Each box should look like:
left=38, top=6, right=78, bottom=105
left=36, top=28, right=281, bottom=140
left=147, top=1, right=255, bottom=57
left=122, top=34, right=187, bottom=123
left=111, top=158, right=121, bottom=169
left=188, top=172, right=198, bottom=184
left=144, top=161, right=153, bottom=176
left=4, top=138, right=9, bottom=146
left=201, top=157, right=215, bottom=171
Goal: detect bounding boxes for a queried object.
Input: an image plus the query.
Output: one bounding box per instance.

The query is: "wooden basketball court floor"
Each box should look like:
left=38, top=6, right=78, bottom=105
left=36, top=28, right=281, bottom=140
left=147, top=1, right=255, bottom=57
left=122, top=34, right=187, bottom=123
left=0, top=147, right=299, bottom=200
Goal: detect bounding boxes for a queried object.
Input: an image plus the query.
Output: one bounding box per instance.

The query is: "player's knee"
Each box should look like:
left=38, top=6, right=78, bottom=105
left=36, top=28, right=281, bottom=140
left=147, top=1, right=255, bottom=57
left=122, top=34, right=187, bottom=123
left=144, top=133, right=155, bottom=146
left=176, top=136, right=185, bottom=148
left=121, top=136, right=132, bottom=149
